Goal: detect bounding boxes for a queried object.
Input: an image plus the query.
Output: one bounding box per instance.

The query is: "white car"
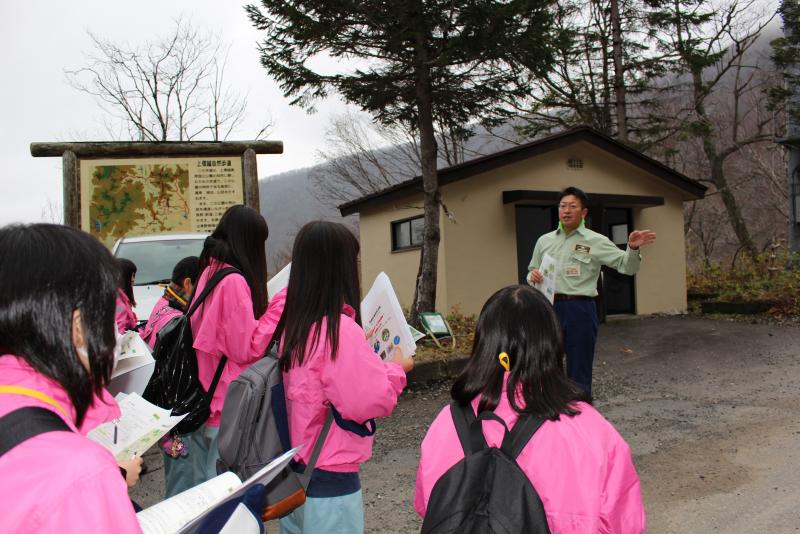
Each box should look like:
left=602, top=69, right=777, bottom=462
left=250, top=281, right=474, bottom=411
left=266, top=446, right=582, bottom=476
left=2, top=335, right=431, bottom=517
left=112, top=233, right=208, bottom=320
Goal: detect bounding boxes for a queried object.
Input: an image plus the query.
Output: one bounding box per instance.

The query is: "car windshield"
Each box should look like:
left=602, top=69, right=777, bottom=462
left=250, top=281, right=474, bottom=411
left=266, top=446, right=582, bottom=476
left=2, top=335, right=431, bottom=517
left=116, top=238, right=205, bottom=285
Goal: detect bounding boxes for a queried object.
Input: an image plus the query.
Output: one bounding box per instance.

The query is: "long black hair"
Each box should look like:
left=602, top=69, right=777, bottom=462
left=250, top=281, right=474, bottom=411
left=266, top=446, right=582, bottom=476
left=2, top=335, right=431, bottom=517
left=0, top=224, right=118, bottom=427
left=116, top=257, right=137, bottom=306
left=280, top=221, right=361, bottom=371
left=451, top=285, right=588, bottom=420
left=199, top=205, right=269, bottom=317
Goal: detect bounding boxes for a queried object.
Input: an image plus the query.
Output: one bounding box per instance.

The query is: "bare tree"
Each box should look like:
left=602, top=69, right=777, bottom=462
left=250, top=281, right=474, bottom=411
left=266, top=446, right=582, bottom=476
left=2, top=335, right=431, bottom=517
left=647, top=0, right=778, bottom=258
left=516, top=0, right=670, bottom=142
left=312, top=111, right=479, bottom=208
left=40, top=198, right=62, bottom=224
left=685, top=199, right=726, bottom=268
left=65, top=18, right=271, bottom=142
left=311, top=112, right=422, bottom=206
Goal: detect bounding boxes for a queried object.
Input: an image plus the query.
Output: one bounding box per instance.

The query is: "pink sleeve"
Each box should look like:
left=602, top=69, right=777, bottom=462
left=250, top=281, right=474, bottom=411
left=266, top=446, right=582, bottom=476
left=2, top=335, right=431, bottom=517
left=115, top=292, right=137, bottom=334
left=114, top=311, right=126, bottom=335
left=48, top=462, right=141, bottom=533
left=599, top=437, right=646, bottom=533
left=249, top=287, right=287, bottom=355
left=319, top=318, right=406, bottom=424
left=414, top=405, right=463, bottom=518
left=193, top=277, right=280, bottom=365
left=414, top=450, right=428, bottom=517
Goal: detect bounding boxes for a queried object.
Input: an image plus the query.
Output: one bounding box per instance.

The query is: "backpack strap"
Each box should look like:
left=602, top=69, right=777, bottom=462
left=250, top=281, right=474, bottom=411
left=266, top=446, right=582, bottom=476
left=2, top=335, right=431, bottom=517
left=267, top=311, right=287, bottom=355
left=185, top=267, right=240, bottom=408
left=451, top=402, right=478, bottom=455
left=500, top=413, right=546, bottom=459
left=186, top=267, right=243, bottom=318
left=0, top=406, right=72, bottom=458
left=470, top=411, right=510, bottom=455
left=330, top=405, right=375, bottom=437
left=451, top=402, right=545, bottom=460
left=266, top=311, right=334, bottom=484
left=205, top=355, right=228, bottom=401
left=295, top=407, right=335, bottom=490
left=268, top=315, right=376, bottom=438
left=304, top=408, right=334, bottom=474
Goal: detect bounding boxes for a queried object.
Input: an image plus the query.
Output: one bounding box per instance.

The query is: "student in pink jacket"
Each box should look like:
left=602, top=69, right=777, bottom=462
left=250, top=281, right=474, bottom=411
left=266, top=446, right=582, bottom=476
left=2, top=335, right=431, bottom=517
left=0, top=224, right=142, bottom=533
left=163, top=205, right=285, bottom=498
left=415, top=285, right=646, bottom=534
left=140, top=255, right=199, bottom=349
left=138, top=255, right=200, bottom=496
left=115, top=258, right=139, bottom=334
left=277, top=221, right=414, bottom=534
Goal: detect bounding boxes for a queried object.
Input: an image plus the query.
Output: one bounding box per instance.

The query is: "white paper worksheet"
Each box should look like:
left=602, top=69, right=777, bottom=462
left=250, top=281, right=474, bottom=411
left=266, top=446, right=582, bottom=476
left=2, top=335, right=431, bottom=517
left=107, top=331, right=155, bottom=396
left=537, top=253, right=558, bottom=304
left=135, top=447, right=300, bottom=534
left=267, top=262, right=291, bottom=298
left=361, top=272, right=416, bottom=360
left=87, top=392, right=185, bottom=461
left=138, top=471, right=243, bottom=534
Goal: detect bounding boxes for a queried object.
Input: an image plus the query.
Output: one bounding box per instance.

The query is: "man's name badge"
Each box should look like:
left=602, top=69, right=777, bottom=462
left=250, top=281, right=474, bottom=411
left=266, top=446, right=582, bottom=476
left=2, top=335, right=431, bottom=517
left=574, top=244, right=591, bottom=254
left=565, top=264, right=581, bottom=277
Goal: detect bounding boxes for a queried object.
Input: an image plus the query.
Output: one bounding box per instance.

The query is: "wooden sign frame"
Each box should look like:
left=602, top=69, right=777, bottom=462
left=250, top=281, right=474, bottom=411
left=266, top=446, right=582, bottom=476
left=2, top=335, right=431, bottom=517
left=30, top=141, right=282, bottom=230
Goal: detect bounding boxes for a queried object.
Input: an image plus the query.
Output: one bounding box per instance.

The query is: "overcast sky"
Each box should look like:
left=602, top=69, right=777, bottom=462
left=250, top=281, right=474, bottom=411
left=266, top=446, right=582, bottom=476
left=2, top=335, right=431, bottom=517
left=0, top=1, right=359, bottom=226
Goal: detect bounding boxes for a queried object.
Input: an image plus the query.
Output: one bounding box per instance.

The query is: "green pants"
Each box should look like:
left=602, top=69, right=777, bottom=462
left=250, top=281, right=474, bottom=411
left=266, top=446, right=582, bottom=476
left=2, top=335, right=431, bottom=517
left=279, top=490, right=364, bottom=534
left=163, top=424, right=220, bottom=498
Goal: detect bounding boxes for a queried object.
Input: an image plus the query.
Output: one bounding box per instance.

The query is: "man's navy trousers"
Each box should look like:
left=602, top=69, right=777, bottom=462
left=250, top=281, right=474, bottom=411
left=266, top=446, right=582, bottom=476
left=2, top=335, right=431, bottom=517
left=553, top=298, right=598, bottom=396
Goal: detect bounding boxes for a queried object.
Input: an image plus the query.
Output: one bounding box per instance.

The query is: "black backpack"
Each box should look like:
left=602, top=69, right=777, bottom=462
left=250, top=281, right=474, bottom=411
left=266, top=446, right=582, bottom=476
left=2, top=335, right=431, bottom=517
left=420, top=403, right=551, bottom=534
left=143, top=267, right=240, bottom=435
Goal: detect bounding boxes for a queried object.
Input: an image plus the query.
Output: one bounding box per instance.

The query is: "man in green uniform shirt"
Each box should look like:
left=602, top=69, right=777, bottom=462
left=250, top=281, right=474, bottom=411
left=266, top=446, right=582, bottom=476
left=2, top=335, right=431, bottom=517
left=527, top=186, right=656, bottom=395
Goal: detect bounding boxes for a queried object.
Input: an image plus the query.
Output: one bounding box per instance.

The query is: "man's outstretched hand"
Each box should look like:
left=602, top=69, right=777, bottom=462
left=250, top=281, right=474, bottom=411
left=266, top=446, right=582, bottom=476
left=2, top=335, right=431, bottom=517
left=628, top=230, right=656, bottom=250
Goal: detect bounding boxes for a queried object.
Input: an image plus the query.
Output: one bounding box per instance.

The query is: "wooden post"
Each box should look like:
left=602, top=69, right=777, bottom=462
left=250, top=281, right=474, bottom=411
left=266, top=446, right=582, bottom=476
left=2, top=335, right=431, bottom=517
left=242, top=148, right=261, bottom=211
left=62, top=150, right=80, bottom=228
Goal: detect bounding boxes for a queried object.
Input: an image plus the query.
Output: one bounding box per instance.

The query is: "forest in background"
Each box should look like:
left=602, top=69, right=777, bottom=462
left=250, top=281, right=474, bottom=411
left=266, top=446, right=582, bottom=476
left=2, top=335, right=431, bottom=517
left=262, top=2, right=790, bottom=274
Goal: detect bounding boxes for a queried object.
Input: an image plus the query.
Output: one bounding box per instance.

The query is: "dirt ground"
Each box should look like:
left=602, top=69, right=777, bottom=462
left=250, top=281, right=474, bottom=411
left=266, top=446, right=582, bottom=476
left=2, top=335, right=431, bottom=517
left=132, top=315, right=800, bottom=533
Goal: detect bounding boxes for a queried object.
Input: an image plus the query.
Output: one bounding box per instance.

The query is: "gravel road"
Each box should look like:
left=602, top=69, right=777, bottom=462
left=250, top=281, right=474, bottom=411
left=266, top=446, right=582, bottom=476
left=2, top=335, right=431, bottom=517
left=132, top=315, right=800, bottom=533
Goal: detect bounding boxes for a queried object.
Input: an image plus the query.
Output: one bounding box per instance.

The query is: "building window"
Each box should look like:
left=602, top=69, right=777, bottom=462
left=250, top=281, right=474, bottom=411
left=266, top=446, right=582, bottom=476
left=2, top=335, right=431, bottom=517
left=392, top=216, right=424, bottom=251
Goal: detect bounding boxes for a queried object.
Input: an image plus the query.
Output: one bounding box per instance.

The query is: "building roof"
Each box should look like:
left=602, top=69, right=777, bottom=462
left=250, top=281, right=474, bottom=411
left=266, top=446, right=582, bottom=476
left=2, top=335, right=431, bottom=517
left=339, top=126, right=706, bottom=216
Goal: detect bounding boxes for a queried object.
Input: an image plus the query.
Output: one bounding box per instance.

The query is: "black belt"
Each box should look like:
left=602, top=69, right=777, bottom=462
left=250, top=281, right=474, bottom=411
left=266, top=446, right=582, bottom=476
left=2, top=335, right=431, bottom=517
left=554, top=294, right=593, bottom=301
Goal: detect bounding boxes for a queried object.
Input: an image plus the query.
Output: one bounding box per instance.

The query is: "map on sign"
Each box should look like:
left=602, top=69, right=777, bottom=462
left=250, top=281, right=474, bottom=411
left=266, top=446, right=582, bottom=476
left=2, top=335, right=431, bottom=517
left=89, top=163, right=190, bottom=241
left=80, top=157, right=244, bottom=247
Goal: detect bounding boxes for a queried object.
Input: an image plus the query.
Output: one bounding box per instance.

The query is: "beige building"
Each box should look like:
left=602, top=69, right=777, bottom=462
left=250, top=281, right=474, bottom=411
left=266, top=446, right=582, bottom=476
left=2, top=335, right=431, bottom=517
left=340, top=127, right=706, bottom=318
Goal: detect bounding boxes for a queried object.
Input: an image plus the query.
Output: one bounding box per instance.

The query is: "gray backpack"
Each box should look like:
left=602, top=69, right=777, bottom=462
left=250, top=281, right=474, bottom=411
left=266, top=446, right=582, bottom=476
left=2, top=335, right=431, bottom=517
left=216, top=321, right=333, bottom=520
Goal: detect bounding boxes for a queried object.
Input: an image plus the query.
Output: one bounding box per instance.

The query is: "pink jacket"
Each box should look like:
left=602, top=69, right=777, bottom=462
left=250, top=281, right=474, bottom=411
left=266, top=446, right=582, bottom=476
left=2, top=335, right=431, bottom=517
left=140, top=296, right=182, bottom=349
left=115, top=289, right=138, bottom=334
left=415, top=377, right=645, bottom=533
left=281, top=297, right=407, bottom=472
left=190, top=262, right=286, bottom=427
left=0, top=355, right=141, bottom=533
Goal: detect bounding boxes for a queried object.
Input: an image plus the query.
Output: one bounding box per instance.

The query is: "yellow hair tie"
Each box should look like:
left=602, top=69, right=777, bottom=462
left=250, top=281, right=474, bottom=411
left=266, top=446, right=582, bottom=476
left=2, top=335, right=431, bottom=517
left=498, top=352, right=510, bottom=372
